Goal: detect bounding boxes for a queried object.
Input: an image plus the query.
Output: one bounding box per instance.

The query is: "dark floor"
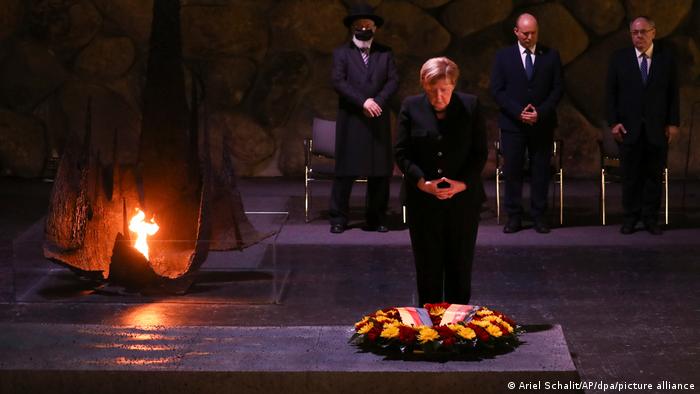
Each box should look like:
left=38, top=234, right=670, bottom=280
left=1, top=176, right=699, bottom=392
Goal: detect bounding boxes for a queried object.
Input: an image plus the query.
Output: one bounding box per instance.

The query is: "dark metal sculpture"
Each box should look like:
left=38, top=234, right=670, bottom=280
left=43, top=0, right=263, bottom=289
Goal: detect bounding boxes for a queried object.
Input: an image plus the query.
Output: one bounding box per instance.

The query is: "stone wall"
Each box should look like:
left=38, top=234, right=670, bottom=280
left=1, top=0, right=699, bottom=179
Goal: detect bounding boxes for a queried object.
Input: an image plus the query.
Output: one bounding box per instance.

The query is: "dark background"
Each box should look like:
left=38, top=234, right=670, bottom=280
left=1, top=0, right=699, bottom=179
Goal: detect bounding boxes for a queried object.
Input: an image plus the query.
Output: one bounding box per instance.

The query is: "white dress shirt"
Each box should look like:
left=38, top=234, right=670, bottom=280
left=517, top=41, right=536, bottom=69
left=635, top=43, right=654, bottom=70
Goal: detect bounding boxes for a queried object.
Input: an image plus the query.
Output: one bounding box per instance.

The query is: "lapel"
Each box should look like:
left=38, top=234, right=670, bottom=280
left=366, top=47, right=378, bottom=76
left=627, top=46, right=646, bottom=88
left=646, top=44, right=661, bottom=87
left=531, top=46, right=546, bottom=80
left=510, top=44, right=529, bottom=82
left=420, top=94, right=440, bottom=136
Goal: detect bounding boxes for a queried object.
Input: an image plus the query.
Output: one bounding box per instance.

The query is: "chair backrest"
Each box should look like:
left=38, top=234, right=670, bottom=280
left=311, top=118, right=336, bottom=158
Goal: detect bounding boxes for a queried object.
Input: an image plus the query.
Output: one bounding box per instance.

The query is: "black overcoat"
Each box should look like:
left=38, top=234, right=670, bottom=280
left=395, top=92, right=488, bottom=208
left=331, top=41, right=399, bottom=176
left=394, top=92, right=488, bottom=305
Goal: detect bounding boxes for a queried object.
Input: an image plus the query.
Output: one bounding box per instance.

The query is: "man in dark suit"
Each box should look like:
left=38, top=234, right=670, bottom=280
left=490, top=13, right=563, bottom=234
left=329, top=3, right=399, bottom=234
left=606, top=16, right=680, bottom=235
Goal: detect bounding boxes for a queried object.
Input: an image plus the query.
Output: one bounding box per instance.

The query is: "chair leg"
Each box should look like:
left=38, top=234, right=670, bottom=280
left=601, top=168, right=606, bottom=226
left=664, top=168, right=669, bottom=225
left=495, top=168, right=501, bottom=225
left=559, top=168, right=564, bottom=225
left=304, top=169, right=310, bottom=223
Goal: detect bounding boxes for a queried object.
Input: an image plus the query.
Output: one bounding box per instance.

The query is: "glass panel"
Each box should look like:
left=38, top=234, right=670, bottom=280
left=11, top=212, right=289, bottom=305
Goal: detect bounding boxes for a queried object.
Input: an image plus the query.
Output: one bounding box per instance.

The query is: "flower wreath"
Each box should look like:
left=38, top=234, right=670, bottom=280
left=350, top=303, right=521, bottom=355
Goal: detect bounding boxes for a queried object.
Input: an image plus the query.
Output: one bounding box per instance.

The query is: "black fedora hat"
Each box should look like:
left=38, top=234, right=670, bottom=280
left=343, top=3, right=384, bottom=28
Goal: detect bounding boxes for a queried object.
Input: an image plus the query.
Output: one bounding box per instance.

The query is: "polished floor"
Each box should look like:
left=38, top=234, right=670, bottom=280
left=0, top=177, right=698, bottom=392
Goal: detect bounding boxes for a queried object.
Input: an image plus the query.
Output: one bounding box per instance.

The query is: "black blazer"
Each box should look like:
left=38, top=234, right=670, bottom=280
left=332, top=41, right=399, bottom=176
left=490, top=44, right=563, bottom=133
left=606, top=44, right=680, bottom=147
left=394, top=92, right=488, bottom=204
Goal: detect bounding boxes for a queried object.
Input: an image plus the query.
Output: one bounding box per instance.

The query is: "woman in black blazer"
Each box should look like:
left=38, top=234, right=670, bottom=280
left=394, top=57, right=488, bottom=306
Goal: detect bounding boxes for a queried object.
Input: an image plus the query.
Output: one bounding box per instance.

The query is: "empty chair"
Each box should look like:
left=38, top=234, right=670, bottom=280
left=598, top=127, right=669, bottom=226
left=303, top=118, right=370, bottom=223
left=494, top=135, right=564, bottom=225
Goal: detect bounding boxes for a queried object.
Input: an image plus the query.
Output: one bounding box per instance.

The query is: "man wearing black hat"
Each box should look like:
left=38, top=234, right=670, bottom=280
left=329, top=3, right=399, bottom=234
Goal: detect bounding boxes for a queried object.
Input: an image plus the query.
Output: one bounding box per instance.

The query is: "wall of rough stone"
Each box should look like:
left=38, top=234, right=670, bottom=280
left=1, top=0, right=699, bottom=179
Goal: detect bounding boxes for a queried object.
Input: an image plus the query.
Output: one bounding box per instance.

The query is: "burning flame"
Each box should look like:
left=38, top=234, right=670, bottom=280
left=128, top=208, right=159, bottom=260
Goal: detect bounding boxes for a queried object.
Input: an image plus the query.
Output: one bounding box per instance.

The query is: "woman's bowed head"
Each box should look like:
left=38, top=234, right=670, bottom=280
left=417, top=57, right=467, bottom=200
left=421, top=57, right=459, bottom=114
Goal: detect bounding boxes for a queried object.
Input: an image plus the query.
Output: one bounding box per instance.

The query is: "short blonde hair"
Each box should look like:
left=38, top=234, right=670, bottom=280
left=420, top=57, right=459, bottom=86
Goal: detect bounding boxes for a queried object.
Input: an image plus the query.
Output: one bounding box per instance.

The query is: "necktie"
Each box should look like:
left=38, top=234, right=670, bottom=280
left=360, top=48, right=369, bottom=66
left=640, top=54, right=648, bottom=85
left=525, top=49, right=534, bottom=80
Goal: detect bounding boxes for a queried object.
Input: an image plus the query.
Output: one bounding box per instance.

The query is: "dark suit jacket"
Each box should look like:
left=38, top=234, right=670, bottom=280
left=394, top=92, right=488, bottom=205
left=332, top=41, right=399, bottom=176
left=490, top=44, right=563, bottom=135
left=606, top=44, right=680, bottom=147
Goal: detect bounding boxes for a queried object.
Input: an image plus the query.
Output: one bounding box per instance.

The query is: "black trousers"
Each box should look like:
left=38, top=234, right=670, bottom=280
left=501, top=129, right=552, bottom=220
left=406, top=193, right=481, bottom=306
left=619, top=127, right=667, bottom=224
left=329, top=176, right=389, bottom=226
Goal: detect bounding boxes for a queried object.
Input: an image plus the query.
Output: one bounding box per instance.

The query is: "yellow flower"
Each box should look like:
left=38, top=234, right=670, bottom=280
left=417, top=327, right=439, bottom=344
left=358, top=322, right=374, bottom=334
left=484, top=315, right=513, bottom=334
left=471, top=319, right=490, bottom=328
left=487, top=316, right=514, bottom=334
left=374, top=310, right=387, bottom=317
left=500, top=321, right=514, bottom=333
left=486, top=324, right=503, bottom=337
left=476, top=308, right=493, bottom=317
left=380, top=325, right=400, bottom=339
left=375, top=316, right=390, bottom=323
left=452, top=325, right=476, bottom=340
left=354, top=317, right=369, bottom=328
left=429, top=306, right=446, bottom=317
left=388, top=320, right=402, bottom=328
